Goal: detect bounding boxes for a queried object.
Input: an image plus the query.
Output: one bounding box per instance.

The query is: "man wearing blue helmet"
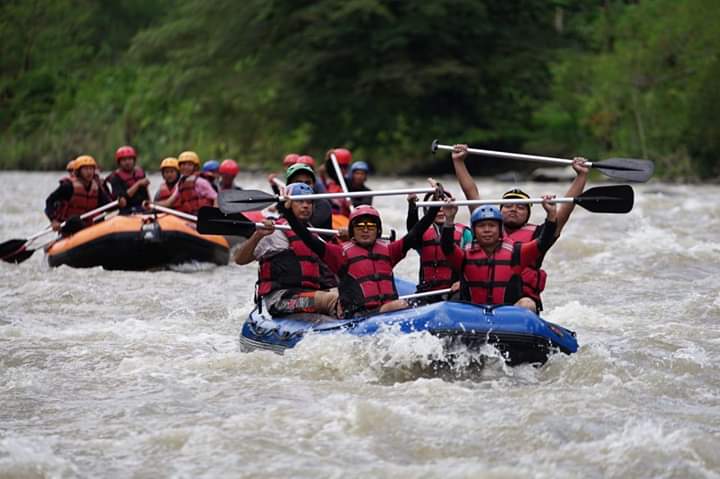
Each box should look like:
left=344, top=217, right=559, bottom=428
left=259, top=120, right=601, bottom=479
left=451, top=143, right=590, bottom=311
left=233, top=182, right=339, bottom=316
left=441, top=197, right=557, bottom=311
left=201, top=160, right=220, bottom=192
left=347, top=161, right=373, bottom=206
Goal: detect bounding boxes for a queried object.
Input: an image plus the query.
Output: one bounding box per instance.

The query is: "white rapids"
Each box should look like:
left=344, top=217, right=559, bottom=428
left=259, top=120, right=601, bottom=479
left=2, top=172, right=720, bottom=478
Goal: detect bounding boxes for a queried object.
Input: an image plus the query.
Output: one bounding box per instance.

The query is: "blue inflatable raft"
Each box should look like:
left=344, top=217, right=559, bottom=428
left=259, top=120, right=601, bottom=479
left=239, top=280, right=578, bottom=366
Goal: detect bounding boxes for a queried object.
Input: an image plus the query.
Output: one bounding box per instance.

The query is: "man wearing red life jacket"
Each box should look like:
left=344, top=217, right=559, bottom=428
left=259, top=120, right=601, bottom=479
left=322, top=148, right=352, bottom=217
left=154, top=158, right=180, bottom=202
left=406, top=190, right=473, bottom=296
left=285, top=200, right=440, bottom=318
left=441, top=201, right=557, bottom=311
left=105, top=145, right=150, bottom=214
left=162, top=151, right=217, bottom=214
left=233, top=183, right=339, bottom=317
left=451, top=144, right=589, bottom=310
left=45, top=155, right=112, bottom=235
left=218, top=159, right=241, bottom=191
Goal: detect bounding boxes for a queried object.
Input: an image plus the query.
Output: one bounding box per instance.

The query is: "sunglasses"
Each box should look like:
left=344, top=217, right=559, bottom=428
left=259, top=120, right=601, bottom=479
left=354, top=222, right=378, bottom=231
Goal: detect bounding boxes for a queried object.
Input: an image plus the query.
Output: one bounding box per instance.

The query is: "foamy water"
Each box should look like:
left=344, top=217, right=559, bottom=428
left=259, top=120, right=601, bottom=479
left=2, top=172, right=719, bottom=478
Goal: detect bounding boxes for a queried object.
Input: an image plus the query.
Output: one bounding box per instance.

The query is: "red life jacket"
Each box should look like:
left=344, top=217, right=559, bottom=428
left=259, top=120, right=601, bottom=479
left=58, top=177, right=100, bottom=223
left=156, top=182, right=174, bottom=201
left=460, top=240, right=524, bottom=305
left=418, top=223, right=466, bottom=291
left=340, top=240, right=398, bottom=314
left=504, top=224, right=547, bottom=302
left=257, top=219, right=322, bottom=296
left=111, top=166, right=146, bottom=191
left=176, top=174, right=214, bottom=214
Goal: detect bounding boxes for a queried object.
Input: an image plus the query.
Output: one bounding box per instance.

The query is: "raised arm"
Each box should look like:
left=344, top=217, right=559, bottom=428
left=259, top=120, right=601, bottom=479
left=405, top=194, right=419, bottom=232
left=555, top=157, right=590, bottom=236
left=451, top=144, right=480, bottom=214
left=400, top=206, right=440, bottom=254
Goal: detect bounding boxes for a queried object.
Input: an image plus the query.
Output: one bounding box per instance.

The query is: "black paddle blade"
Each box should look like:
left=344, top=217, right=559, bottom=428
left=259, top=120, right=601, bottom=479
left=218, top=189, right=277, bottom=214
left=575, top=185, right=634, bottom=213
left=594, top=158, right=655, bottom=183
left=0, top=239, right=35, bottom=263
left=197, top=207, right=256, bottom=236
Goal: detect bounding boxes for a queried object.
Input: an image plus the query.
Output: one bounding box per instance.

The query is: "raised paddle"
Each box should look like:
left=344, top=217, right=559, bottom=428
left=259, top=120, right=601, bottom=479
left=0, top=200, right=120, bottom=264
left=416, top=185, right=634, bottom=214
left=218, top=187, right=437, bottom=214
left=329, top=153, right=355, bottom=212
left=197, top=207, right=339, bottom=236
left=431, top=140, right=654, bottom=183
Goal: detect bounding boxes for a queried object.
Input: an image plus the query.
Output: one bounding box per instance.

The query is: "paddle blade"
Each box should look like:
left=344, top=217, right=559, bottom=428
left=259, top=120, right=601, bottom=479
left=575, top=185, right=634, bottom=213
left=218, top=189, right=277, bottom=213
left=197, top=207, right=257, bottom=236
left=0, top=239, right=35, bottom=263
left=593, top=158, right=655, bottom=183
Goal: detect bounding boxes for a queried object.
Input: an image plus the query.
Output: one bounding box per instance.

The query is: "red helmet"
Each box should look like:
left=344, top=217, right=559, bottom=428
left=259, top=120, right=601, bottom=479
left=219, top=159, right=240, bottom=176
left=297, top=155, right=316, bottom=169
left=348, top=205, right=382, bottom=236
left=283, top=154, right=300, bottom=167
left=331, top=148, right=352, bottom=166
left=115, top=145, right=136, bottom=161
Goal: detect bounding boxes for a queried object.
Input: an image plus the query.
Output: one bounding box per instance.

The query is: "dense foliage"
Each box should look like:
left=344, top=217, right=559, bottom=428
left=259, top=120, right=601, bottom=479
left=1, top=0, right=718, bottom=179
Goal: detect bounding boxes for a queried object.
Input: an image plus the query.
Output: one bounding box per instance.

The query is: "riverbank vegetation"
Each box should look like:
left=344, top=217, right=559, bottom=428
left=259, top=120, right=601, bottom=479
left=1, top=0, right=718, bottom=179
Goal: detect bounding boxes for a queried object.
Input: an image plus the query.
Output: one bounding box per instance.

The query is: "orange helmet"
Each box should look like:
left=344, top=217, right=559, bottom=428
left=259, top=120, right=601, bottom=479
left=66, top=160, right=76, bottom=172
left=178, top=151, right=200, bottom=167
left=160, top=157, right=179, bottom=171
left=73, top=155, right=97, bottom=171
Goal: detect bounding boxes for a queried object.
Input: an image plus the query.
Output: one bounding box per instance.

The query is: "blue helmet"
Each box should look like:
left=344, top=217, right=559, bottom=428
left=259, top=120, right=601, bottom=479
left=350, top=161, right=369, bottom=173
left=470, top=205, right=503, bottom=226
left=285, top=182, right=314, bottom=197
left=202, top=160, right=219, bottom=172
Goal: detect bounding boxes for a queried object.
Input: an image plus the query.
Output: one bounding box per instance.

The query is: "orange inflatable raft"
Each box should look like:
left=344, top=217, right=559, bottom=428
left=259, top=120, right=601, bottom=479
left=46, top=214, right=229, bottom=270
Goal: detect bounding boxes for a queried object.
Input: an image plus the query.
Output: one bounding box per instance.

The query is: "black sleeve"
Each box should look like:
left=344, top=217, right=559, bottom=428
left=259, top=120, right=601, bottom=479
left=536, top=220, right=557, bottom=253
left=441, top=224, right=456, bottom=255
left=282, top=204, right=327, bottom=259
left=402, top=206, right=439, bottom=253
left=107, top=174, right=127, bottom=200
left=310, top=199, right=333, bottom=231
left=406, top=201, right=419, bottom=232
left=45, top=181, right=73, bottom=220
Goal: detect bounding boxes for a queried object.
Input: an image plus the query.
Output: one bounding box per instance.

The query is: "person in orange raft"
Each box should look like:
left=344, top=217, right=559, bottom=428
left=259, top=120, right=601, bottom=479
left=104, top=145, right=151, bottom=214
left=154, top=157, right=180, bottom=202
left=157, top=151, right=218, bottom=214
left=45, top=155, right=112, bottom=236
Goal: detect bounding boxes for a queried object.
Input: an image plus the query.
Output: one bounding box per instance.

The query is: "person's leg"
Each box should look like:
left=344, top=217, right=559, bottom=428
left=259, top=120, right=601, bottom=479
left=514, top=297, right=538, bottom=313
left=378, top=299, right=409, bottom=313
left=266, top=289, right=339, bottom=317
left=312, top=289, right=339, bottom=317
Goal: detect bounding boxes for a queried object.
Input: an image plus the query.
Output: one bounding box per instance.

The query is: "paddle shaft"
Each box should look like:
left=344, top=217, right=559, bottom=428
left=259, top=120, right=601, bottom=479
left=433, top=141, right=588, bottom=167
left=416, top=197, right=576, bottom=207
left=330, top=154, right=355, bottom=212
left=282, top=187, right=435, bottom=202
left=149, top=204, right=198, bottom=222
left=399, top=288, right=452, bottom=300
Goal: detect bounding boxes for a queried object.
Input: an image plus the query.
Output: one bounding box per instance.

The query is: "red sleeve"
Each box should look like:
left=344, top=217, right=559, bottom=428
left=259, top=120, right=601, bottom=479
left=388, top=239, right=409, bottom=266
left=519, top=241, right=541, bottom=268
left=321, top=242, right=347, bottom=273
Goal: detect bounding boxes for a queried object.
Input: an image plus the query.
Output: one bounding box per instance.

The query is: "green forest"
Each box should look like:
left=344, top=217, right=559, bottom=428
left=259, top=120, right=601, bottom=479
left=1, top=0, right=718, bottom=179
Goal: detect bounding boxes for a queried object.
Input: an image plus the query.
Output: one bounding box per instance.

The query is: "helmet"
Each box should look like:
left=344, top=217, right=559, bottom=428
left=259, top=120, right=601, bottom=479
left=297, top=155, right=316, bottom=169
left=283, top=153, right=300, bottom=167
left=115, top=145, right=136, bottom=161
left=331, top=148, right=352, bottom=166
left=178, top=151, right=200, bottom=167
left=503, top=188, right=531, bottom=208
left=285, top=163, right=316, bottom=183
left=470, top=205, right=503, bottom=226
left=202, top=160, right=220, bottom=173
left=348, top=205, right=382, bottom=236
left=160, top=157, right=179, bottom=171
left=219, top=159, right=239, bottom=176
left=350, top=161, right=369, bottom=173
left=285, top=182, right=315, bottom=197
left=73, top=155, right=97, bottom=170
left=66, top=160, right=76, bottom=172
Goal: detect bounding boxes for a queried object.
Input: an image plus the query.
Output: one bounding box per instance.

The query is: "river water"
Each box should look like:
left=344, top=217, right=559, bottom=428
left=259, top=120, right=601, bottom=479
left=1, top=172, right=719, bottom=478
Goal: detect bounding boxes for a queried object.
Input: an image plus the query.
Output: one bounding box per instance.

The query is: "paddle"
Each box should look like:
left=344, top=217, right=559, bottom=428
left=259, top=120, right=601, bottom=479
left=1, top=200, right=120, bottom=264
left=431, top=140, right=654, bottom=183
left=147, top=203, right=198, bottom=222
left=399, top=288, right=453, bottom=300
left=416, top=185, right=634, bottom=214
left=329, top=153, right=355, bottom=212
left=218, top=187, right=437, bottom=214
left=197, top=207, right=339, bottom=236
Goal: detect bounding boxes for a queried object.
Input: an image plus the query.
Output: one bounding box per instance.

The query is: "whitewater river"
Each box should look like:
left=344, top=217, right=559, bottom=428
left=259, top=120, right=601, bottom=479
left=1, top=171, right=719, bottom=478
